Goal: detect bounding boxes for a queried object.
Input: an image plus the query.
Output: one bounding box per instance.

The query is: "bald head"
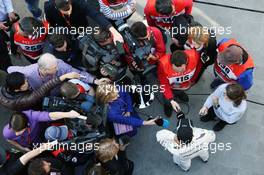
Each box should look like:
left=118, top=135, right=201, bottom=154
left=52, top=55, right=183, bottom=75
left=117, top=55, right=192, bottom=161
left=38, top=53, right=58, bottom=75
left=218, top=45, right=243, bottom=65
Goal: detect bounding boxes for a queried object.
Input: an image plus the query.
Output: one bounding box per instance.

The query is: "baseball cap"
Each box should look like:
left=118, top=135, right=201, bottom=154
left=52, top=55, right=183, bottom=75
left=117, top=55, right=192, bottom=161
left=176, top=119, right=193, bottom=144
left=218, top=45, right=243, bottom=65
left=0, top=147, right=7, bottom=166
left=45, top=125, right=68, bottom=141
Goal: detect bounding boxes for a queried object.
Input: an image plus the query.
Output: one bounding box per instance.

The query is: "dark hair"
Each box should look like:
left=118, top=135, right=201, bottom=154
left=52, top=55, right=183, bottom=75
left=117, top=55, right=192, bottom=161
left=28, top=158, right=47, bottom=175
left=155, top=0, right=173, bottom=15
left=60, top=82, right=79, bottom=99
left=48, top=34, right=67, bottom=48
left=9, top=112, right=28, bottom=132
left=6, top=72, right=26, bottom=92
left=55, top=0, right=71, bottom=10
left=226, top=83, right=247, bottom=107
left=170, top=50, right=187, bottom=67
left=19, top=17, right=43, bottom=35
left=93, top=29, right=111, bottom=43
left=130, top=22, right=148, bottom=39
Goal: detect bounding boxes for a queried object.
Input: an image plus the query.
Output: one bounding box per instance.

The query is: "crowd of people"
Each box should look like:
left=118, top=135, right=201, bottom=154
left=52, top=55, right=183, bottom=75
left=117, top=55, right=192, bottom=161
left=0, top=0, right=254, bottom=174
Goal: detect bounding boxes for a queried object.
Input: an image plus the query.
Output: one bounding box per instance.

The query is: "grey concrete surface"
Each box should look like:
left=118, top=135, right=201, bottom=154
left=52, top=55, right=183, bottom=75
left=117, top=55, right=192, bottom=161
left=0, top=0, right=263, bottom=175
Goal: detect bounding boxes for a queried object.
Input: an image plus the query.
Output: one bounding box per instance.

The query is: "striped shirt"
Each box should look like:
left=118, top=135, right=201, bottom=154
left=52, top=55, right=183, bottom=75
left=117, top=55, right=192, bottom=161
left=99, top=0, right=136, bottom=20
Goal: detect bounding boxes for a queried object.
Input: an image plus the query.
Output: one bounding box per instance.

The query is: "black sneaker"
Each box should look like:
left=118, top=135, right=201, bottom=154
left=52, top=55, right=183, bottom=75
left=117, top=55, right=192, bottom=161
left=177, top=91, right=189, bottom=102
left=164, top=103, right=173, bottom=118
left=200, top=115, right=215, bottom=122
left=213, top=121, right=227, bottom=131
left=210, top=79, right=224, bottom=90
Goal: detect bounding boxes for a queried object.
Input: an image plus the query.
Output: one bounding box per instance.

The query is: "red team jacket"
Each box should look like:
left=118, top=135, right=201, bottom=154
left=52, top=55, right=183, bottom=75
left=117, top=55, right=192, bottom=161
left=13, top=21, right=49, bottom=60
left=144, top=0, right=193, bottom=29
left=214, top=39, right=254, bottom=83
left=158, top=49, right=200, bottom=100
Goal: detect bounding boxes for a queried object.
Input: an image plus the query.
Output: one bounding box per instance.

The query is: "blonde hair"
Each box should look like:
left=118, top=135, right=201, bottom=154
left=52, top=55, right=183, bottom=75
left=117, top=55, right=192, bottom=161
left=96, top=138, right=119, bottom=163
left=96, top=84, right=118, bottom=104
left=188, top=26, right=210, bottom=46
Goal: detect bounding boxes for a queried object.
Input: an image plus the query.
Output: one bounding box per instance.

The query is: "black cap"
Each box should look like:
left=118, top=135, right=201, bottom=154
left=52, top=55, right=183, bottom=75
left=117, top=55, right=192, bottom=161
left=177, top=119, right=193, bottom=144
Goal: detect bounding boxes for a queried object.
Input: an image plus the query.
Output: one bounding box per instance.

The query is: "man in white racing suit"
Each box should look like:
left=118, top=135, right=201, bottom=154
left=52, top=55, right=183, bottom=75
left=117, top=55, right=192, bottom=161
left=156, top=119, right=216, bottom=171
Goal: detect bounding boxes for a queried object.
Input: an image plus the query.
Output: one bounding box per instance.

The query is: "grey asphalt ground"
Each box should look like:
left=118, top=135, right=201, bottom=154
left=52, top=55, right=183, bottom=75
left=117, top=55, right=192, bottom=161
left=0, top=0, right=263, bottom=175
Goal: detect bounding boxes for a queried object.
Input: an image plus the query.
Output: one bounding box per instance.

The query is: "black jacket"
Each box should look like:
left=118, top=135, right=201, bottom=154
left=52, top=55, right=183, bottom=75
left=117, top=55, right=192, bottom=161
left=0, top=77, right=62, bottom=111
left=44, top=0, right=112, bottom=29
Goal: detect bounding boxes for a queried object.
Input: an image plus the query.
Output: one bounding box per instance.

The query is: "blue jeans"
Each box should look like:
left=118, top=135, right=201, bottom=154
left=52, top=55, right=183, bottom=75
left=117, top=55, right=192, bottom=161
left=25, top=0, right=42, bottom=18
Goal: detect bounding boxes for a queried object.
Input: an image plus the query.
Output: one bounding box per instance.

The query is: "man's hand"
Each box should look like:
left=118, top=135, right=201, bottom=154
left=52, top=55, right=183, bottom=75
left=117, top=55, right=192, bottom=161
left=0, top=22, right=8, bottom=31
left=8, top=12, right=17, bottom=22
left=109, top=27, right=124, bottom=44
left=59, top=72, right=80, bottom=81
left=143, top=117, right=157, bottom=126
left=94, top=78, right=111, bottom=85
left=67, top=110, right=81, bottom=119
left=146, top=54, right=157, bottom=61
left=170, top=100, right=181, bottom=112
left=199, top=106, right=208, bottom=116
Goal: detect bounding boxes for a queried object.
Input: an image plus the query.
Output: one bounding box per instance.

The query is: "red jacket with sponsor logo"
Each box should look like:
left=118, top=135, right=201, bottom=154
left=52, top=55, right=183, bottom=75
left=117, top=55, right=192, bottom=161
left=13, top=21, right=49, bottom=60
left=214, top=39, right=254, bottom=83
left=144, top=0, right=193, bottom=29
left=158, top=49, right=200, bottom=100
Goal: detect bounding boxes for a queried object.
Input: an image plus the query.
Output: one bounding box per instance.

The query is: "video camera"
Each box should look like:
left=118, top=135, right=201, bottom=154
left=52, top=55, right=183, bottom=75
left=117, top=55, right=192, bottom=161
left=115, top=20, right=156, bottom=75
left=78, top=34, right=126, bottom=80
left=43, top=96, right=106, bottom=147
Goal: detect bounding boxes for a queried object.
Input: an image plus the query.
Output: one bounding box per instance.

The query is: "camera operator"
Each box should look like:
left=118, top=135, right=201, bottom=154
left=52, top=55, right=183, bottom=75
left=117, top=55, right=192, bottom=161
left=0, top=0, right=17, bottom=71
left=0, top=72, right=80, bottom=111
left=156, top=118, right=216, bottom=171
left=3, top=110, right=82, bottom=152
left=44, top=0, right=123, bottom=44
left=7, top=53, right=111, bottom=96
left=96, top=138, right=133, bottom=175
left=81, top=29, right=128, bottom=82
left=10, top=17, right=49, bottom=64
left=158, top=50, right=201, bottom=117
left=98, top=0, right=136, bottom=22
left=46, top=34, right=84, bottom=69
left=130, top=21, right=166, bottom=65
left=0, top=142, right=57, bottom=175
left=60, top=79, right=95, bottom=113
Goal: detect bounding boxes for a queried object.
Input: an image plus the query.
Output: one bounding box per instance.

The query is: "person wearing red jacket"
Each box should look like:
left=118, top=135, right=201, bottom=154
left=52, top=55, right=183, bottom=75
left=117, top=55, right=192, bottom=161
left=158, top=49, right=201, bottom=117
left=10, top=17, right=49, bottom=64
left=130, top=21, right=166, bottom=65
left=144, top=0, right=193, bottom=30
